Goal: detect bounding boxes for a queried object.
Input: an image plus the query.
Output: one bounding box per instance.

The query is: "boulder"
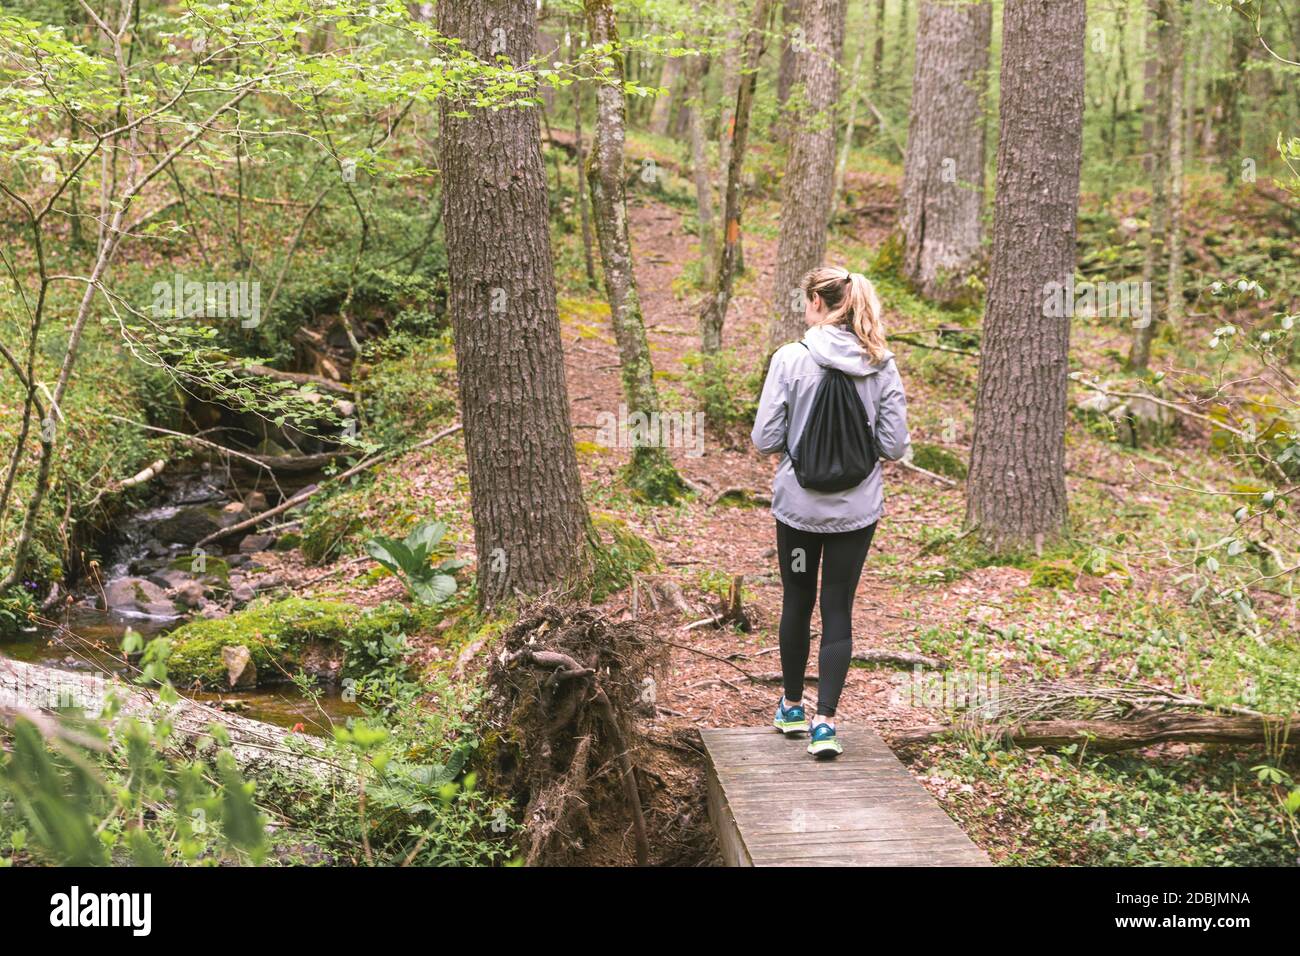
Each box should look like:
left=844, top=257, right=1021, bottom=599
left=102, top=577, right=179, bottom=619
left=219, top=501, right=249, bottom=526
left=154, top=506, right=222, bottom=546
left=172, top=580, right=208, bottom=609
left=221, top=645, right=258, bottom=690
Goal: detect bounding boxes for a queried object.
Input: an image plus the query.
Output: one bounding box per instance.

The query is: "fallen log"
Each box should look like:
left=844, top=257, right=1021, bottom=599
left=888, top=712, right=1297, bottom=754
left=197, top=422, right=462, bottom=546
left=225, top=362, right=352, bottom=396
left=0, top=656, right=340, bottom=780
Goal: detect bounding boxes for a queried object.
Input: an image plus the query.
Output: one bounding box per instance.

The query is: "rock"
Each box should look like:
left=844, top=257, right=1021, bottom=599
left=231, top=583, right=257, bottom=604
left=172, top=580, right=208, bottom=609
left=102, top=577, right=180, bottom=619
left=245, top=491, right=269, bottom=513
left=147, top=568, right=195, bottom=591
left=239, top=533, right=275, bottom=553
left=221, top=645, right=258, bottom=690
left=225, top=553, right=250, bottom=568
left=154, top=506, right=222, bottom=546
left=199, top=601, right=228, bottom=620
left=219, top=501, right=249, bottom=526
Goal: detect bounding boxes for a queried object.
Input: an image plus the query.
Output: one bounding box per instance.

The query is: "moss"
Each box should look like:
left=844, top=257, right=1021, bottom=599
left=301, top=510, right=365, bottom=565
left=1028, top=560, right=1078, bottom=590
left=911, top=442, right=968, bottom=480
left=588, top=513, right=658, bottom=602
left=164, top=597, right=418, bottom=688
left=621, top=446, right=687, bottom=505
left=167, top=554, right=230, bottom=585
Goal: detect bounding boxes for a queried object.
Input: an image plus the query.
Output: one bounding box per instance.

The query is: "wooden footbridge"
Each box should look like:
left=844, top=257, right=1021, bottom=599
left=700, top=725, right=991, bottom=867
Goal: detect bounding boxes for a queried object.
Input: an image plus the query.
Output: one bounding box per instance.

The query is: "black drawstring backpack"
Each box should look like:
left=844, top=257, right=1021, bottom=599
left=788, top=343, right=878, bottom=492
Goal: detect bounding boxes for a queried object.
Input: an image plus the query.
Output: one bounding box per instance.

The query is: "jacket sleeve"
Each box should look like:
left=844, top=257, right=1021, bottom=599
left=751, top=351, right=788, bottom=455
left=873, top=359, right=911, bottom=461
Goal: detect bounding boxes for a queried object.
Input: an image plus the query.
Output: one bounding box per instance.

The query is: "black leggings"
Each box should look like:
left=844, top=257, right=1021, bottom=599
left=775, top=519, right=876, bottom=718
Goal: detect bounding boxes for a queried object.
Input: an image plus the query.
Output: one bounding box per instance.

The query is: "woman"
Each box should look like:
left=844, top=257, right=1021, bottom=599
left=751, top=267, right=910, bottom=758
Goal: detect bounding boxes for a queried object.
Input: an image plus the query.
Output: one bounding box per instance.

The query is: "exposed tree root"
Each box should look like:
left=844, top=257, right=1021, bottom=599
left=486, top=603, right=713, bottom=866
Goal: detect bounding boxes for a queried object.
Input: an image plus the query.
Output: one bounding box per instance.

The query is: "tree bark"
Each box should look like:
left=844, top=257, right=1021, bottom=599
left=777, top=0, right=805, bottom=107
left=648, top=54, right=684, bottom=136
left=700, top=0, right=775, bottom=353
left=768, top=0, right=848, bottom=348
left=0, top=657, right=337, bottom=780
left=1129, top=0, right=1172, bottom=371
left=583, top=0, right=683, bottom=498
left=1164, top=0, right=1186, bottom=328
left=571, top=76, right=598, bottom=288
left=686, top=54, right=719, bottom=289
left=963, top=0, right=1085, bottom=554
left=898, top=0, right=992, bottom=303
left=437, top=0, right=593, bottom=610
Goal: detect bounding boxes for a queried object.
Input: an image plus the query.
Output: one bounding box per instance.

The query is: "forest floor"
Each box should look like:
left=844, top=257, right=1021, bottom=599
left=153, top=143, right=1299, bottom=865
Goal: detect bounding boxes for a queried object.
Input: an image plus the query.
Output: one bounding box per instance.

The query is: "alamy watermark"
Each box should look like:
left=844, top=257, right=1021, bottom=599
left=151, top=273, right=261, bottom=328
left=594, top=403, right=705, bottom=458
left=1042, top=276, right=1151, bottom=328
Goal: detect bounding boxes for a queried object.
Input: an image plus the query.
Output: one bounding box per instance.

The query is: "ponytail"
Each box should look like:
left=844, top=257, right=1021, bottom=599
left=802, top=267, right=888, bottom=364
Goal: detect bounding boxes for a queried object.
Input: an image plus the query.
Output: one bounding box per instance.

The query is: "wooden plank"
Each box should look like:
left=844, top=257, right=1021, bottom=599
left=700, top=724, right=990, bottom=867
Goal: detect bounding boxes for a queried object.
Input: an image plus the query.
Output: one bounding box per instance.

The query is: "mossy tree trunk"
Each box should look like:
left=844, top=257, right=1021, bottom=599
left=437, top=0, right=593, bottom=610
left=583, top=0, right=685, bottom=501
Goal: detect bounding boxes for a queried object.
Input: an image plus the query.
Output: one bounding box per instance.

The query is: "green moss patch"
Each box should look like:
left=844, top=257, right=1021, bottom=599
left=164, top=597, right=418, bottom=689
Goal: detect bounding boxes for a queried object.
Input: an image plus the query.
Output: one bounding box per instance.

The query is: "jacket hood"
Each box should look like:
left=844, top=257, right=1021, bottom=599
left=801, top=324, right=892, bottom=376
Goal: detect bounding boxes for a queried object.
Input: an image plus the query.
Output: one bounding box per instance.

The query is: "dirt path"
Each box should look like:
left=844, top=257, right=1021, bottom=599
left=559, top=194, right=988, bottom=737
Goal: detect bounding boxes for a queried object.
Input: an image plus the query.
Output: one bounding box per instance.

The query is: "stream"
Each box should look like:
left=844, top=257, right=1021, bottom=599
left=1, top=464, right=361, bottom=737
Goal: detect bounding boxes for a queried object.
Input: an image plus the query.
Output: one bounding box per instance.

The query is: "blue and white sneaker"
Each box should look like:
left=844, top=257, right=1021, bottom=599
left=807, top=722, right=843, bottom=758
left=772, top=697, right=810, bottom=735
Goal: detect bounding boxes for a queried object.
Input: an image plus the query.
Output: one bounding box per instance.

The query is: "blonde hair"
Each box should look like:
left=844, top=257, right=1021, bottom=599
left=803, top=267, right=887, bottom=363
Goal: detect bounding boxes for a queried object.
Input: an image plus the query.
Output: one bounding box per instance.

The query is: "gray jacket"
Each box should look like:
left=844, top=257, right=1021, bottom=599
left=751, top=325, right=910, bottom=533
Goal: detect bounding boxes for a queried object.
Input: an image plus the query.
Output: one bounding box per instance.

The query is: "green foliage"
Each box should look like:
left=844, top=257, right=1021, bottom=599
left=920, top=744, right=1299, bottom=866
left=355, top=328, right=458, bottom=448
left=589, top=513, right=658, bottom=602
left=164, top=597, right=417, bottom=689
left=365, top=520, right=467, bottom=606
left=0, top=712, right=267, bottom=866
left=675, top=349, right=762, bottom=443
left=259, top=674, right=519, bottom=866
left=910, top=442, right=968, bottom=480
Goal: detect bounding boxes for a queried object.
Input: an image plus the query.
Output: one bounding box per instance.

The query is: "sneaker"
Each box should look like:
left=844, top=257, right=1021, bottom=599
left=807, top=722, right=843, bottom=758
left=772, top=697, right=810, bottom=735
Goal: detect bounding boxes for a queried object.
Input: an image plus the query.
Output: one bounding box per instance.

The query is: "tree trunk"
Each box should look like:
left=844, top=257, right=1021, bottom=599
left=1165, top=0, right=1186, bottom=328
left=871, top=0, right=886, bottom=91
left=964, top=0, right=1085, bottom=554
left=891, top=712, right=1298, bottom=754
left=1212, top=11, right=1251, bottom=182
left=583, top=0, right=683, bottom=500
left=1129, top=0, right=1172, bottom=371
left=700, top=0, right=774, bottom=353
left=648, top=54, right=684, bottom=136
left=0, top=657, right=336, bottom=781
left=769, top=0, right=848, bottom=348
left=898, top=0, right=992, bottom=303
left=777, top=0, right=805, bottom=107
left=437, top=0, right=593, bottom=610
left=687, top=54, right=719, bottom=289
left=572, top=77, right=598, bottom=288
left=829, top=30, right=866, bottom=221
